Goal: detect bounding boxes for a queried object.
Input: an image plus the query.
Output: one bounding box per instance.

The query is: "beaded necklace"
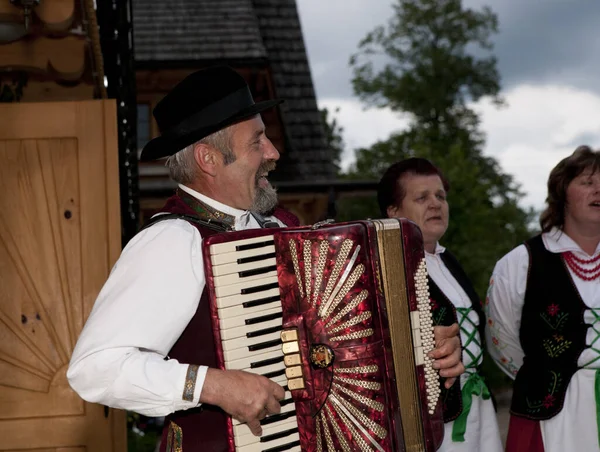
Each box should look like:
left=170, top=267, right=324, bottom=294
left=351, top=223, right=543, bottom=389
left=562, top=251, right=600, bottom=281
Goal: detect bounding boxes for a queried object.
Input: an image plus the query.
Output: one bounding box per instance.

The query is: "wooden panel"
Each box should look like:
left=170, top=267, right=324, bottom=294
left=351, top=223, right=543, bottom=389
left=0, top=101, right=125, bottom=451
left=0, top=36, right=86, bottom=81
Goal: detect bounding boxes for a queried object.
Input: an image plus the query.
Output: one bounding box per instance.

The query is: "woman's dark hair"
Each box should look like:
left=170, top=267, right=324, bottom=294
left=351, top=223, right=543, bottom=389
left=540, top=145, right=600, bottom=232
left=377, top=158, right=450, bottom=217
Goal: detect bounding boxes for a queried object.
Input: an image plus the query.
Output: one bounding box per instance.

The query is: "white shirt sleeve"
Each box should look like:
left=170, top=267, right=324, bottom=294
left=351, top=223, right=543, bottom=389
left=485, top=244, right=529, bottom=380
left=67, top=219, right=207, bottom=416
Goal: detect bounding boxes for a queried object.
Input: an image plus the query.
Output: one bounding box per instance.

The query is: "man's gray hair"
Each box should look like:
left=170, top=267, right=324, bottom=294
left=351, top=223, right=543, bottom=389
left=165, top=126, right=236, bottom=184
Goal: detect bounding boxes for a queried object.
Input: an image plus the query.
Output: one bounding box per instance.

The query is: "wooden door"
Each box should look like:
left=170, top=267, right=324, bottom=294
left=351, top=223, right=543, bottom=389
left=0, top=100, right=126, bottom=451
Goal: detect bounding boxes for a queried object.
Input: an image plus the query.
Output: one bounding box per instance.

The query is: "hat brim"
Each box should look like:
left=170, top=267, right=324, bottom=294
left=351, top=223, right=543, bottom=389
left=139, top=98, right=283, bottom=162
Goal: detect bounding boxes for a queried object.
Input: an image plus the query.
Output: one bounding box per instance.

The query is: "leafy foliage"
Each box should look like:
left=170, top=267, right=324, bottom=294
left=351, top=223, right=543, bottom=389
left=320, top=106, right=345, bottom=174
left=344, top=0, right=534, bottom=303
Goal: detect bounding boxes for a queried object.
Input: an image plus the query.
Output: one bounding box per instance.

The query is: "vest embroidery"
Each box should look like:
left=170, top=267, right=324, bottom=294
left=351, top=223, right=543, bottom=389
left=511, top=235, right=588, bottom=420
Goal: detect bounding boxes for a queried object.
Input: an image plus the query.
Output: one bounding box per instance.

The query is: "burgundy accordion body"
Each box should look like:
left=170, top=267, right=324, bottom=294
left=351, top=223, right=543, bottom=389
left=202, top=219, right=444, bottom=452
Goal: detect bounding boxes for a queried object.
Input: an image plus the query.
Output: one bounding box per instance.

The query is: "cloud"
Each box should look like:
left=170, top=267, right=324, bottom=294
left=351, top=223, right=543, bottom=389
left=322, top=84, right=600, bottom=211
left=296, top=0, right=600, bottom=214
left=296, top=0, right=395, bottom=99
left=297, top=0, right=600, bottom=100
left=476, top=84, right=600, bottom=210
left=470, top=0, right=600, bottom=94
left=318, top=98, right=410, bottom=167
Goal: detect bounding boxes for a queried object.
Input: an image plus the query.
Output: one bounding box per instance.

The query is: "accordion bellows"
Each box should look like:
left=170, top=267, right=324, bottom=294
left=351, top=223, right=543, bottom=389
left=204, top=219, right=444, bottom=452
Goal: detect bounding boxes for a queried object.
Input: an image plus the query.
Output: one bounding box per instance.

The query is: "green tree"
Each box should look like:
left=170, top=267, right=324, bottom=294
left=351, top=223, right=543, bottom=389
left=320, top=106, right=345, bottom=174
left=345, top=0, right=534, bottom=302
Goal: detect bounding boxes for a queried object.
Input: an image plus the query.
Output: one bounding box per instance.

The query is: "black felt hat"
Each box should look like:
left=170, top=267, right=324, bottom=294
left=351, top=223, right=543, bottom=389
left=140, top=66, right=283, bottom=162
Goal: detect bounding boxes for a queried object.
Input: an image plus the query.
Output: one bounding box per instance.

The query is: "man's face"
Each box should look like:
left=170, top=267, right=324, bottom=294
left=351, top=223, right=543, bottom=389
left=216, top=115, right=280, bottom=214
left=387, top=173, right=449, bottom=248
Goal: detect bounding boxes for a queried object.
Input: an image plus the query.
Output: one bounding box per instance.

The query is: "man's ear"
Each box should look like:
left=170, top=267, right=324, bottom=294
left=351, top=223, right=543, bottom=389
left=193, top=143, right=219, bottom=176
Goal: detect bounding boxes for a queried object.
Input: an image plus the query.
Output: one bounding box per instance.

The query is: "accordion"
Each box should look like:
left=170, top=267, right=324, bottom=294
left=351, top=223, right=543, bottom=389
left=203, top=219, right=444, bottom=452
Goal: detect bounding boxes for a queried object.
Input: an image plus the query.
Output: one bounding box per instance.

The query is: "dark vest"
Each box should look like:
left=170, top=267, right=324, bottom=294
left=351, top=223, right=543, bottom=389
left=428, top=250, right=486, bottom=422
left=148, top=195, right=298, bottom=451
left=511, top=235, right=588, bottom=420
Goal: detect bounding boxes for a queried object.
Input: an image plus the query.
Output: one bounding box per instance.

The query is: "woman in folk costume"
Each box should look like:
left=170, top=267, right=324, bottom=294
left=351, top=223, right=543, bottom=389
left=378, top=158, right=503, bottom=452
left=486, top=145, right=600, bottom=452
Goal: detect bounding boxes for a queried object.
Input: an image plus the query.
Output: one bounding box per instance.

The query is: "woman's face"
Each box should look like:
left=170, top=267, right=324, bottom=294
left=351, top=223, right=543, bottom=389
left=565, top=169, right=600, bottom=229
left=387, top=173, right=449, bottom=248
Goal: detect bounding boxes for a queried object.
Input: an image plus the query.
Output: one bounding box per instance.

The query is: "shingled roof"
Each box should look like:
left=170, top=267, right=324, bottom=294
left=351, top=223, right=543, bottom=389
left=132, top=0, right=336, bottom=181
left=133, top=0, right=267, bottom=62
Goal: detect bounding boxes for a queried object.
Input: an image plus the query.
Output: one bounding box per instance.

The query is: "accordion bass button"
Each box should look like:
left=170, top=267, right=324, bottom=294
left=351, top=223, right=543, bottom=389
left=280, top=329, right=299, bottom=343
left=285, top=366, right=303, bottom=379
left=288, top=377, right=305, bottom=390
left=284, top=353, right=302, bottom=366
left=281, top=341, right=300, bottom=354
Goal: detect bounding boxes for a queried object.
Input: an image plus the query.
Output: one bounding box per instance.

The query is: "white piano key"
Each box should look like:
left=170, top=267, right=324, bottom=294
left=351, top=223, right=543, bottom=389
left=218, top=299, right=281, bottom=319
left=214, top=269, right=278, bottom=288
left=211, top=244, right=276, bottom=266
left=236, top=432, right=300, bottom=452
left=222, top=331, right=281, bottom=352
left=233, top=400, right=296, bottom=427
left=216, top=287, right=280, bottom=310
left=221, top=318, right=283, bottom=341
left=215, top=275, right=279, bottom=298
left=234, top=419, right=298, bottom=447
left=270, top=373, right=287, bottom=386
left=219, top=306, right=282, bottom=330
left=210, top=235, right=275, bottom=255
left=223, top=343, right=281, bottom=362
left=226, top=349, right=283, bottom=371
left=213, top=257, right=277, bottom=277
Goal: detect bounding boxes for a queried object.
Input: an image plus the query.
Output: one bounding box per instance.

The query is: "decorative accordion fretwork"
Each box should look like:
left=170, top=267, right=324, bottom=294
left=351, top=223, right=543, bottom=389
left=414, top=258, right=442, bottom=414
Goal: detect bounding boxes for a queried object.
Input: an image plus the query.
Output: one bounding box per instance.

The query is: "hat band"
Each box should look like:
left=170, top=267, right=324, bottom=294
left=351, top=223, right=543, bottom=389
left=165, top=86, right=255, bottom=137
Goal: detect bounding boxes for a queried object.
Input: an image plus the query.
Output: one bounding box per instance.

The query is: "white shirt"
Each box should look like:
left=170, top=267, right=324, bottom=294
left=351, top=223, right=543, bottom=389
left=427, top=244, right=503, bottom=452
left=66, top=185, right=285, bottom=416
left=486, top=228, right=600, bottom=452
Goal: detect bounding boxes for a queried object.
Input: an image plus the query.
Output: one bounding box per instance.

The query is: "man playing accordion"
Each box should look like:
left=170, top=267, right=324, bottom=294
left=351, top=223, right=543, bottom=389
left=67, top=66, right=464, bottom=451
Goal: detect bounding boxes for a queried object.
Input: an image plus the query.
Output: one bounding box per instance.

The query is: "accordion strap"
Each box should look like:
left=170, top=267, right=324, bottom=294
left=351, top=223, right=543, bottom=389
left=139, top=213, right=232, bottom=233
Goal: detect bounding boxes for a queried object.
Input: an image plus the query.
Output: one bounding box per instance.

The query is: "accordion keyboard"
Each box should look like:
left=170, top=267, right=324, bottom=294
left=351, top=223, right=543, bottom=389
left=209, top=235, right=301, bottom=452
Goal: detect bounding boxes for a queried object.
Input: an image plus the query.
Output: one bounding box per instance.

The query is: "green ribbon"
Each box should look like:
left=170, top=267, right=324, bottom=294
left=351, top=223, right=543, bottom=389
left=451, top=372, right=491, bottom=442
left=596, top=370, right=600, bottom=449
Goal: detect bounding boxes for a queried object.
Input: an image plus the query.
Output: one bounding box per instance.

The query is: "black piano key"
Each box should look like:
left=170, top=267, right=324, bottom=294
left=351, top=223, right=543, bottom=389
left=279, top=398, right=294, bottom=407
left=262, top=440, right=301, bottom=452
left=246, top=311, right=283, bottom=325
left=260, top=427, right=299, bottom=443
left=262, top=368, right=286, bottom=379
left=236, top=240, right=275, bottom=252
left=250, top=356, right=284, bottom=369
left=239, top=265, right=277, bottom=278
left=261, top=410, right=297, bottom=426
left=249, top=338, right=282, bottom=352
left=248, top=339, right=282, bottom=352
left=246, top=325, right=283, bottom=338
left=238, top=252, right=276, bottom=265
left=243, top=295, right=280, bottom=308
left=241, top=282, right=279, bottom=295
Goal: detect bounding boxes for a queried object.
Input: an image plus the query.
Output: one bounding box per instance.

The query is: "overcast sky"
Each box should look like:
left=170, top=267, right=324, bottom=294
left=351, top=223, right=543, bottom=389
left=295, top=0, right=600, bottom=212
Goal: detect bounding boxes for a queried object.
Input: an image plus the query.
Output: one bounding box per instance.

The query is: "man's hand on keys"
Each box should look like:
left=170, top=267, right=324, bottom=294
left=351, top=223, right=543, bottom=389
left=200, top=368, right=285, bottom=436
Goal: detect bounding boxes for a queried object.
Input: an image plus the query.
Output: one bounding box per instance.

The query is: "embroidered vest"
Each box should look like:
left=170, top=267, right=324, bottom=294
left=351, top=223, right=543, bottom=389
left=511, top=235, right=588, bottom=420
left=428, top=250, right=486, bottom=422
left=151, top=194, right=298, bottom=451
